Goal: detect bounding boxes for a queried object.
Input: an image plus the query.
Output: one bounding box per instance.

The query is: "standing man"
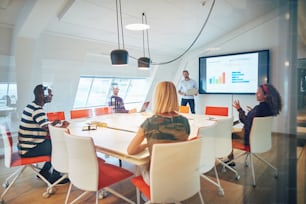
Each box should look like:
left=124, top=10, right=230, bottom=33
left=17, top=84, right=70, bottom=183
left=178, top=70, right=198, bottom=114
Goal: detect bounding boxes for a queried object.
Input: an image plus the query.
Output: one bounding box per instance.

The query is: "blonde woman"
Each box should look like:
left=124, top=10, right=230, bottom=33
left=127, top=81, right=190, bottom=185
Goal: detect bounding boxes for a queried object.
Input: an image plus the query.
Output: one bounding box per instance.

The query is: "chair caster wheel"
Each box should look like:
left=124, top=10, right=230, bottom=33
left=48, top=187, right=56, bottom=194
left=235, top=174, right=240, bottom=180
left=2, top=182, right=9, bottom=188
left=217, top=188, right=224, bottom=196
left=274, top=172, right=278, bottom=178
left=42, top=191, right=50, bottom=198
left=98, top=190, right=108, bottom=199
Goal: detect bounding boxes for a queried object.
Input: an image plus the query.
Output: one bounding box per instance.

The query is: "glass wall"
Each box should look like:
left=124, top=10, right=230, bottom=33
left=73, top=77, right=148, bottom=110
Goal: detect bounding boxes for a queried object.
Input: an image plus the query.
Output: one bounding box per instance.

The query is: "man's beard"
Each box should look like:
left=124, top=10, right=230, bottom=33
left=44, top=97, right=51, bottom=103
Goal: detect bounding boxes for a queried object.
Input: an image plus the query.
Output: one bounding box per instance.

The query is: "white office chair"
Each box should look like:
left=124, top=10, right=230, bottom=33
left=231, top=116, right=278, bottom=187
left=64, top=132, right=134, bottom=204
left=0, top=123, right=52, bottom=203
left=214, top=117, right=240, bottom=180
left=197, top=123, right=224, bottom=196
left=42, top=124, right=69, bottom=198
left=131, top=139, right=204, bottom=204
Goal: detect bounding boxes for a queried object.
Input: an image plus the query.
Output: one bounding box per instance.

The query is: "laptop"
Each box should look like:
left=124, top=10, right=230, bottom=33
left=186, top=88, right=198, bottom=95
left=139, top=101, right=150, bottom=112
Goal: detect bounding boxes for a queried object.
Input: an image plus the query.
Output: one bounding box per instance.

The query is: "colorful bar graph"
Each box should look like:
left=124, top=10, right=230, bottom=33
left=209, top=72, right=226, bottom=84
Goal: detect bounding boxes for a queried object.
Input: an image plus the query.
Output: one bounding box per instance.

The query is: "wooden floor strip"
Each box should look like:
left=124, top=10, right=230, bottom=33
left=0, top=133, right=304, bottom=204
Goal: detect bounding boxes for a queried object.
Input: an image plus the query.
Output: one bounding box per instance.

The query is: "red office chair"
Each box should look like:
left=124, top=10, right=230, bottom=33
left=131, top=139, right=204, bottom=204
left=42, top=125, right=70, bottom=198
left=205, top=106, right=229, bottom=116
left=70, top=109, right=93, bottom=119
left=94, top=107, right=111, bottom=116
left=231, top=116, right=278, bottom=187
left=179, top=105, right=190, bottom=113
left=197, top=123, right=225, bottom=196
left=0, top=123, right=52, bottom=203
left=47, top=111, right=66, bottom=121
left=64, top=132, right=134, bottom=204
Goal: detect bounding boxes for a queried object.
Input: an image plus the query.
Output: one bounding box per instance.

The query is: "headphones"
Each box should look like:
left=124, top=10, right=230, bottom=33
left=43, top=86, right=49, bottom=97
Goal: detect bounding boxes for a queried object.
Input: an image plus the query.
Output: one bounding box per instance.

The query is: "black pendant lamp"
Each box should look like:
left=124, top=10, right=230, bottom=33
left=138, top=57, right=151, bottom=68
left=111, top=0, right=128, bottom=66
left=111, top=49, right=128, bottom=65
left=138, top=13, right=151, bottom=69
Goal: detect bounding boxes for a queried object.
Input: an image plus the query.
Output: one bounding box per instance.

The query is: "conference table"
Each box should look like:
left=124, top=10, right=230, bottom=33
left=68, top=112, right=220, bottom=167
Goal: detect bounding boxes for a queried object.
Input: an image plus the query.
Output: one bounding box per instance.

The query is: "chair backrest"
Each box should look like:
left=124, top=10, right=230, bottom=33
left=214, top=117, right=234, bottom=158
left=64, top=132, right=99, bottom=191
left=47, top=111, right=66, bottom=121
left=48, top=124, right=69, bottom=173
left=197, top=123, right=217, bottom=174
left=0, top=123, right=13, bottom=168
left=249, top=116, right=274, bottom=153
left=205, top=106, right=229, bottom=116
left=179, top=105, right=189, bottom=113
left=94, top=107, right=111, bottom=116
left=149, top=139, right=201, bottom=203
left=70, top=109, right=93, bottom=119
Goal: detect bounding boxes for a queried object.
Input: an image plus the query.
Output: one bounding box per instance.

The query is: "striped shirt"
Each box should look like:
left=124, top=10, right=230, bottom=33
left=17, top=102, right=49, bottom=155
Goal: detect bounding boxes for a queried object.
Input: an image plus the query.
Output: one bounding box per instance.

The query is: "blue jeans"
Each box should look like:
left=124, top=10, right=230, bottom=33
left=181, top=99, right=195, bottom=114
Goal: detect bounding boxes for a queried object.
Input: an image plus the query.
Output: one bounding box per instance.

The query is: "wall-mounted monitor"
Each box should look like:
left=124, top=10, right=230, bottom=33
left=199, top=50, right=269, bottom=94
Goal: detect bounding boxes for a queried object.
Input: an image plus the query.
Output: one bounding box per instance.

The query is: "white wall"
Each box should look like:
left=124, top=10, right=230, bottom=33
left=0, top=2, right=301, bottom=135
left=38, top=34, right=180, bottom=116
left=175, top=5, right=297, bottom=134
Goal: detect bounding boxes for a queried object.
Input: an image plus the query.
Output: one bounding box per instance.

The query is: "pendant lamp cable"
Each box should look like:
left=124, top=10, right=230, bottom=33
left=115, top=0, right=125, bottom=49
left=142, top=12, right=151, bottom=58
left=130, top=0, right=215, bottom=66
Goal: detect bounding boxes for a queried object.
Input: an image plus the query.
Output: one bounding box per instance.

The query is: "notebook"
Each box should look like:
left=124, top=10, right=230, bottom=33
left=82, top=124, right=97, bottom=131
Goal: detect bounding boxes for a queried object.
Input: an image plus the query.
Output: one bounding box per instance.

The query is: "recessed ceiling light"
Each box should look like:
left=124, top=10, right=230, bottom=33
left=125, top=23, right=150, bottom=31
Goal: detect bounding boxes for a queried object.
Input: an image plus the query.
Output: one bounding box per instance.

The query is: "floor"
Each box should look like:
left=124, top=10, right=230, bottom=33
left=0, top=110, right=305, bottom=203
left=0, top=132, right=304, bottom=204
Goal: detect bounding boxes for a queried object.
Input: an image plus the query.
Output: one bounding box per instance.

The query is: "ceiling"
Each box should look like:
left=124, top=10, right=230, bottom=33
left=0, top=0, right=285, bottom=64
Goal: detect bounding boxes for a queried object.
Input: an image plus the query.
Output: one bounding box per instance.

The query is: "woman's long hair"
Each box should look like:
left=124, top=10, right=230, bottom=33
left=260, top=84, right=282, bottom=115
left=152, top=81, right=179, bottom=114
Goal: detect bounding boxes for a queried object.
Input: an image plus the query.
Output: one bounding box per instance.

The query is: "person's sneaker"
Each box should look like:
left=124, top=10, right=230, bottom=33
left=37, top=170, right=51, bottom=180
left=49, top=173, right=70, bottom=185
left=224, top=160, right=236, bottom=167
left=141, top=193, right=148, bottom=202
left=54, top=178, right=70, bottom=186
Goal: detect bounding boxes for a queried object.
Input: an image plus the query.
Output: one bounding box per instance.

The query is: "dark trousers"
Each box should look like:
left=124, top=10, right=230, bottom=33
left=181, top=99, right=195, bottom=114
left=21, top=139, right=52, bottom=157
left=20, top=139, right=52, bottom=172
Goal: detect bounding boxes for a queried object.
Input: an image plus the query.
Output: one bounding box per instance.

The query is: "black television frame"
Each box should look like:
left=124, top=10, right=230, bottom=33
left=198, top=50, right=270, bottom=94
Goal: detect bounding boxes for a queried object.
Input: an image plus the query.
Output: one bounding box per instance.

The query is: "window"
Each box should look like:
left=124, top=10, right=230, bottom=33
left=0, top=83, right=17, bottom=107
left=73, top=77, right=148, bottom=110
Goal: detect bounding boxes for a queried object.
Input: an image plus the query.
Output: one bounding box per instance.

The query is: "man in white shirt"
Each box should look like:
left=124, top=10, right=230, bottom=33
left=178, top=70, right=198, bottom=114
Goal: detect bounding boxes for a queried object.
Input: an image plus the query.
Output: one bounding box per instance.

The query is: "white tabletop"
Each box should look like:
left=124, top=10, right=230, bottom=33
left=68, top=126, right=150, bottom=166
left=68, top=112, right=224, bottom=165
